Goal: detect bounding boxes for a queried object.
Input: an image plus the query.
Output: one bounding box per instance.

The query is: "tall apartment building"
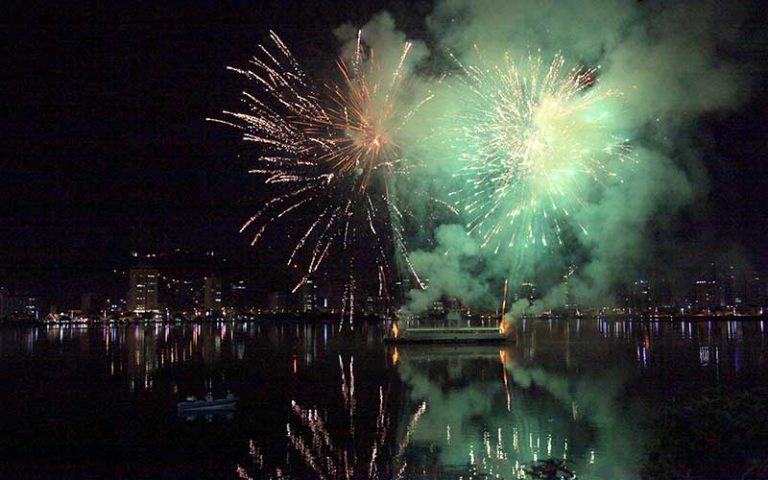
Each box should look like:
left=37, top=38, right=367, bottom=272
left=204, top=275, right=223, bottom=311
left=301, top=279, right=317, bottom=312
left=127, top=264, right=159, bottom=313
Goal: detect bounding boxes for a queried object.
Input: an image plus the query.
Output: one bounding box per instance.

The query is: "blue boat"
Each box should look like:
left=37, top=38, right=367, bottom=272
left=177, top=394, right=238, bottom=412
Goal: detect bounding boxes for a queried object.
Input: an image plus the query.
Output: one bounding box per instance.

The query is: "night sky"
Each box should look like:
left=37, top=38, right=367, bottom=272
left=3, top=1, right=767, bottom=302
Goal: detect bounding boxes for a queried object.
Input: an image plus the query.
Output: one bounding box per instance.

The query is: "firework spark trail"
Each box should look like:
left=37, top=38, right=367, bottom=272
left=245, top=381, right=426, bottom=480
left=450, top=49, right=628, bottom=254
left=286, top=423, right=329, bottom=479
left=210, top=31, right=434, bottom=307
left=291, top=402, right=333, bottom=450
left=289, top=402, right=343, bottom=478
left=235, top=465, right=253, bottom=480
left=338, top=355, right=356, bottom=425
left=339, top=266, right=356, bottom=330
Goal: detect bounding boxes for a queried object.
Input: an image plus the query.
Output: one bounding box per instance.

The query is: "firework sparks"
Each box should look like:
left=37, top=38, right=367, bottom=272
left=209, top=31, right=430, bottom=301
left=450, top=50, right=628, bottom=254
left=243, top=379, right=425, bottom=480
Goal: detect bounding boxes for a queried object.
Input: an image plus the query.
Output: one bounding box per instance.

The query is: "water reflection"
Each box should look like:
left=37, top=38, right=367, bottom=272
left=234, top=318, right=767, bottom=480
left=1, top=318, right=767, bottom=479
left=392, top=344, right=643, bottom=479
left=242, top=351, right=426, bottom=480
left=237, top=343, right=642, bottom=479
left=0, top=321, right=356, bottom=394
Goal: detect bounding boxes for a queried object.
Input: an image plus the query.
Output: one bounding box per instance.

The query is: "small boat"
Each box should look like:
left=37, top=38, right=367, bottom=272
left=177, top=394, right=238, bottom=412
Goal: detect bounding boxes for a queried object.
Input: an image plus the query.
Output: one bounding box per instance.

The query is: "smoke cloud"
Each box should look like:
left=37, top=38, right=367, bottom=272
left=331, top=1, right=761, bottom=317
left=396, top=347, right=645, bottom=477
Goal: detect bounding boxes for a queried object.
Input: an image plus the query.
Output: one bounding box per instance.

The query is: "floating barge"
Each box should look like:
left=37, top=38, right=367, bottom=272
left=385, top=325, right=509, bottom=344
left=177, top=396, right=238, bottom=413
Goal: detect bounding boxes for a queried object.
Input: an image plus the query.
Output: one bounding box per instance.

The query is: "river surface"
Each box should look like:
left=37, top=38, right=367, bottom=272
left=1, top=318, right=766, bottom=479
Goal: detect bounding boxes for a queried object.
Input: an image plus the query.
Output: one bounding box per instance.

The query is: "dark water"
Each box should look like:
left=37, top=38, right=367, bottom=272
left=1, top=318, right=767, bottom=479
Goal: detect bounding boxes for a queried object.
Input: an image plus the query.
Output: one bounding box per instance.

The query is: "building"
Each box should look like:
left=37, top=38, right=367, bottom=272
left=301, top=279, right=317, bottom=312
left=160, top=276, right=197, bottom=311
left=653, top=278, right=673, bottom=309
left=0, top=287, right=8, bottom=316
left=268, top=292, right=287, bottom=313
left=365, top=295, right=387, bottom=317
left=722, top=266, right=738, bottom=308
left=745, top=272, right=766, bottom=307
left=519, top=282, right=537, bottom=302
left=0, top=288, right=41, bottom=320
left=230, top=280, right=249, bottom=310
left=694, top=280, right=719, bottom=313
left=81, top=292, right=99, bottom=313
left=127, top=264, right=160, bottom=313
left=630, top=280, right=652, bottom=313
left=204, top=275, right=223, bottom=311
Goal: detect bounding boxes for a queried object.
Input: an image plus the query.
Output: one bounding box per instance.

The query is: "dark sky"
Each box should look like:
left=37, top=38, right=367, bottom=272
left=2, top=1, right=767, bottom=300
left=3, top=1, right=430, bottom=295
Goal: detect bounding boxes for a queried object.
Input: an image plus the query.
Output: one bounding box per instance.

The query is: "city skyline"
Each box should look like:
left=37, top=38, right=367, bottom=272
left=3, top=1, right=768, bottom=311
left=2, top=2, right=768, bottom=479
left=3, top=246, right=764, bottom=320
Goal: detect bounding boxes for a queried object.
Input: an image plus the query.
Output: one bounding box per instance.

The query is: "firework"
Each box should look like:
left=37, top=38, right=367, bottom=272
left=209, top=31, right=430, bottom=304
left=242, top=355, right=426, bottom=480
left=450, top=50, right=628, bottom=254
